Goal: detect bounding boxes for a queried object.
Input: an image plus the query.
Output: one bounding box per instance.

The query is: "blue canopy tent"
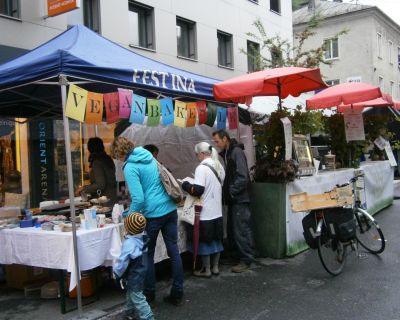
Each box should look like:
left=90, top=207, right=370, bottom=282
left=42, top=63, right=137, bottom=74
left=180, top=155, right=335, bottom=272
left=0, top=25, right=219, bottom=316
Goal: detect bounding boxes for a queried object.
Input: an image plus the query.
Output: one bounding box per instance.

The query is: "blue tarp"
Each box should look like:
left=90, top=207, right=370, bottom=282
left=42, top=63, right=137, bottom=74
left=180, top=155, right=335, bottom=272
left=0, top=25, right=219, bottom=118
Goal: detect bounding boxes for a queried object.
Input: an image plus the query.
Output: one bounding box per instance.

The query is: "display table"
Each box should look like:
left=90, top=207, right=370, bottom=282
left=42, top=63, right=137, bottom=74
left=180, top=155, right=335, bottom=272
left=251, top=161, right=394, bottom=258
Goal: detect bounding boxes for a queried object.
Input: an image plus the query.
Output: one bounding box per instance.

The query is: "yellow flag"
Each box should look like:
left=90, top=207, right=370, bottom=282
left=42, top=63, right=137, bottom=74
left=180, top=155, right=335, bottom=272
left=174, top=100, right=187, bottom=128
left=65, top=84, right=88, bottom=122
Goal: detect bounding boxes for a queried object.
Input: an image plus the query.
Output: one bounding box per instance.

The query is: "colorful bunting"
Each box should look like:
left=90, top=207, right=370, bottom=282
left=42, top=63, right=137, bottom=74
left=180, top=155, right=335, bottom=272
left=130, top=94, right=146, bottom=124
left=196, top=101, right=207, bottom=125
left=206, top=103, right=217, bottom=127
left=147, top=99, right=161, bottom=127
left=228, top=107, right=238, bottom=130
left=65, top=84, right=88, bottom=122
left=104, top=92, right=119, bottom=124
left=216, top=107, right=227, bottom=129
left=186, top=102, right=197, bottom=127
left=160, top=98, right=174, bottom=126
left=118, top=88, right=133, bottom=119
left=174, top=100, right=187, bottom=128
left=85, top=92, right=104, bottom=124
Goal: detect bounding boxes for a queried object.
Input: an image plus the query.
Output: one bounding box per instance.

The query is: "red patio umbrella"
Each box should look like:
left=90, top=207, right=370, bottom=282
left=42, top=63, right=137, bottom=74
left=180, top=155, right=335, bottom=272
left=213, top=67, right=327, bottom=109
left=336, top=95, right=394, bottom=113
left=306, top=82, right=383, bottom=110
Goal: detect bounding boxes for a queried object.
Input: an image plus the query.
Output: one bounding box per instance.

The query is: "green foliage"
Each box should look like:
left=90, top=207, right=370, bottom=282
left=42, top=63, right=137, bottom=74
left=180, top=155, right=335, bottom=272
left=292, top=0, right=309, bottom=10
left=291, top=106, right=324, bottom=135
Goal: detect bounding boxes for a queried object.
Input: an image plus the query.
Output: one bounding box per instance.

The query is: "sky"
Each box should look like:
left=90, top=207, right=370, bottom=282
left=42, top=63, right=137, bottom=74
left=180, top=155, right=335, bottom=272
left=343, top=0, right=400, bottom=25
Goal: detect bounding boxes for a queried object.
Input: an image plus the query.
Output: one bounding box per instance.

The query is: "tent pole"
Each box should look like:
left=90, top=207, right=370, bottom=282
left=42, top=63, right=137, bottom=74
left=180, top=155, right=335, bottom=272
left=60, top=76, right=83, bottom=317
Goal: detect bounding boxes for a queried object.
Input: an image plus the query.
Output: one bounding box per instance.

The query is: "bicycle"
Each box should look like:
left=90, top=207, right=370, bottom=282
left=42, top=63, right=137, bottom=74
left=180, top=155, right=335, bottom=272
left=290, top=172, right=385, bottom=276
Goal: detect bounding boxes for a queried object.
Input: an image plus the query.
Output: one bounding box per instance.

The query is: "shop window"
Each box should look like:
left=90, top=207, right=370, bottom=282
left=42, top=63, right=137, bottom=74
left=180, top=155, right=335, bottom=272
left=217, top=30, right=233, bottom=68
left=129, top=1, right=154, bottom=50
left=270, top=46, right=282, bottom=67
left=83, top=0, right=100, bottom=33
left=270, top=0, right=280, bottom=14
left=377, top=33, right=382, bottom=58
left=326, top=79, right=340, bottom=86
left=0, top=0, right=19, bottom=18
left=323, top=37, right=339, bottom=60
left=176, top=17, right=197, bottom=59
left=247, top=40, right=260, bottom=73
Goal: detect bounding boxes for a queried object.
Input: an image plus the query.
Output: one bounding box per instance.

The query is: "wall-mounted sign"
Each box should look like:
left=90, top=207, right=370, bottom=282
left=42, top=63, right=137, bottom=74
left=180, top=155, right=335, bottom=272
left=346, top=76, right=362, bottom=83
left=47, top=0, right=80, bottom=17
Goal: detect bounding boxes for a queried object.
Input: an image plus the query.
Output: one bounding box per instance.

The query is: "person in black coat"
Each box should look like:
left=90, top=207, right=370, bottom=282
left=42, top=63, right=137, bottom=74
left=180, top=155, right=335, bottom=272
left=212, top=129, right=255, bottom=273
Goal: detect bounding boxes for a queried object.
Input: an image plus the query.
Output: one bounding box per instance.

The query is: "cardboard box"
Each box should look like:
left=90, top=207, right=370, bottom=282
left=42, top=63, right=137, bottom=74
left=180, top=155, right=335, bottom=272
left=0, top=207, right=20, bottom=218
left=6, top=265, right=50, bottom=289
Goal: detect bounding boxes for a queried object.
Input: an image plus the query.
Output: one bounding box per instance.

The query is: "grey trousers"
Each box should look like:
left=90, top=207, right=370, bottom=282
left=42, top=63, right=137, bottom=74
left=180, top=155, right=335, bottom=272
left=231, top=203, right=255, bottom=264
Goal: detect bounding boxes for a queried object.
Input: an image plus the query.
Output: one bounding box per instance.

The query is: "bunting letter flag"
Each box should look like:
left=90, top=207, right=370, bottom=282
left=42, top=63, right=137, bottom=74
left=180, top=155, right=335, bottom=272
left=130, top=94, right=146, bottom=124
left=174, top=100, right=187, bottom=128
left=85, top=92, right=104, bottom=124
left=216, top=107, right=227, bottom=129
left=196, top=101, right=207, bottom=125
left=186, top=102, right=197, bottom=127
left=147, top=99, right=161, bottom=127
left=118, top=88, right=133, bottom=119
left=206, top=103, right=217, bottom=127
left=104, top=92, right=119, bottom=124
left=160, top=98, right=174, bottom=126
left=227, top=107, right=238, bottom=130
left=65, top=84, right=88, bottom=122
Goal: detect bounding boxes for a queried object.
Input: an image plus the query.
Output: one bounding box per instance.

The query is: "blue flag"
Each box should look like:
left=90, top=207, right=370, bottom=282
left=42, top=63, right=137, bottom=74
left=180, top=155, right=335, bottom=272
left=160, top=98, right=174, bottom=126
left=216, top=107, right=227, bottom=129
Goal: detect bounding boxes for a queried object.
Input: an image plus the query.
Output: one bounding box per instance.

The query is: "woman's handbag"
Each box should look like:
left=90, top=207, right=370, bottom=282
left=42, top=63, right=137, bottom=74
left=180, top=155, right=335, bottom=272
left=179, top=194, right=202, bottom=225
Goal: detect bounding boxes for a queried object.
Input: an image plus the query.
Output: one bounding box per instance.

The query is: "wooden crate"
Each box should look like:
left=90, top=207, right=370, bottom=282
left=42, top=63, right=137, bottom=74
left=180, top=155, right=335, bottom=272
left=289, top=185, right=353, bottom=212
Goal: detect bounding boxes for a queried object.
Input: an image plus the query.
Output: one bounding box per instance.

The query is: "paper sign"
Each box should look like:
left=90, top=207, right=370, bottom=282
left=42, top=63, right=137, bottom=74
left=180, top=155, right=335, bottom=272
left=228, top=107, right=238, bottom=130
left=118, top=88, right=133, bottom=119
left=104, top=92, right=119, bottom=124
left=374, top=136, right=388, bottom=150
left=130, top=94, right=146, bottom=124
left=174, top=100, right=187, bottom=128
left=280, top=117, right=292, bottom=161
left=343, top=109, right=365, bottom=142
left=65, top=84, right=88, bottom=122
left=85, top=92, right=103, bottom=124
left=384, top=145, right=397, bottom=167
left=216, top=107, right=227, bottom=129
left=196, top=101, right=207, bottom=125
left=186, top=102, right=197, bottom=127
left=147, top=99, right=161, bottom=127
left=160, top=98, right=174, bottom=125
left=206, top=103, right=217, bottom=127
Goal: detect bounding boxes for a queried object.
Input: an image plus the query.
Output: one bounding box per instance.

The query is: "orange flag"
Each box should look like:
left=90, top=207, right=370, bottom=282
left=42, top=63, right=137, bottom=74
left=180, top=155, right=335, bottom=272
left=85, top=92, right=104, bottom=123
left=186, top=102, right=197, bottom=127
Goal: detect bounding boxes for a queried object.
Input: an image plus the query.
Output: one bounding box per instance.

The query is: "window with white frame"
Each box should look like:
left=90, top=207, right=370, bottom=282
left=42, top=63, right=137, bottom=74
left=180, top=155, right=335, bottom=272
left=378, top=76, right=384, bottom=91
left=390, top=81, right=394, bottom=96
left=326, top=79, right=340, bottom=86
left=247, top=40, right=260, bottom=72
left=270, top=0, right=280, bottom=14
left=388, top=40, right=393, bottom=64
left=129, top=1, right=155, bottom=50
left=323, top=38, right=339, bottom=60
left=377, top=33, right=382, bottom=58
left=218, top=30, right=233, bottom=68
left=0, top=0, right=19, bottom=18
left=83, top=0, right=100, bottom=33
left=176, top=17, right=197, bottom=59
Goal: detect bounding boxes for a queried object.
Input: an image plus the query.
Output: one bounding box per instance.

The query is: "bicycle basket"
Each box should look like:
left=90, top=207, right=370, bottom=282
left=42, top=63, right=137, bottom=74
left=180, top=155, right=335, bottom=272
left=323, top=207, right=356, bottom=242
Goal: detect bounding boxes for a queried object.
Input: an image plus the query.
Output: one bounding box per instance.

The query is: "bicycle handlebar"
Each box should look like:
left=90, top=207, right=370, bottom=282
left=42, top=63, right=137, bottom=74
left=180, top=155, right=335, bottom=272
left=336, top=173, right=364, bottom=188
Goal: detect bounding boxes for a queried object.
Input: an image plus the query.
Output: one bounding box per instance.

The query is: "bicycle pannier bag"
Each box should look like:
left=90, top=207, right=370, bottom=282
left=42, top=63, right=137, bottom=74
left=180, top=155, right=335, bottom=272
left=323, top=207, right=356, bottom=242
left=156, top=160, right=184, bottom=203
left=302, top=213, right=319, bottom=249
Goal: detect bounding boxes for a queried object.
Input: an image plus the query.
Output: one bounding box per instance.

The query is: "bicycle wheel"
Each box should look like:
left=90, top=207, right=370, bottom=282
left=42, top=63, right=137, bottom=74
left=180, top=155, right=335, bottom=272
left=317, top=227, right=346, bottom=276
left=355, top=209, right=385, bottom=254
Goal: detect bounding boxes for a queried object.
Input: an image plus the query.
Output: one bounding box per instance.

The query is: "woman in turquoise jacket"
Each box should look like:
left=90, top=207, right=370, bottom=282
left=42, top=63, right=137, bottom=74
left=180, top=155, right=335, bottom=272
left=111, top=137, right=184, bottom=306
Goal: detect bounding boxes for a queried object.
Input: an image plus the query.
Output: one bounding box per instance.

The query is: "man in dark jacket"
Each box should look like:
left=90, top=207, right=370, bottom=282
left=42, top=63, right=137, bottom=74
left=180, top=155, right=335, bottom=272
left=212, top=129, right=255, bottom=273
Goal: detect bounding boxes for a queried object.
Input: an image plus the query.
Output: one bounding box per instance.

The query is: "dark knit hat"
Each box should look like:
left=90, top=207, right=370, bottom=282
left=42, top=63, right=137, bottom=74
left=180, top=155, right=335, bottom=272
left=124, top=212, right=146, bottom=235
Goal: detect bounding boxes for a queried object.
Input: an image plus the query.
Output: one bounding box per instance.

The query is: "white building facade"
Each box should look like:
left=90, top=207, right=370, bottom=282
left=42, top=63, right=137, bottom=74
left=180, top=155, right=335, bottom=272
left=0, top=0, right=293, bottom=80
left=293, top=0, right=400, bottom=99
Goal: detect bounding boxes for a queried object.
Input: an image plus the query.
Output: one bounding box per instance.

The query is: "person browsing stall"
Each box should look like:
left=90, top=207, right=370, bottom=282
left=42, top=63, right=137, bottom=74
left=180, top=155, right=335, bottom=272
left=111, top=136, right=184, bottom=306
left=212, top=129, right=255, bottom=273
left=113, top=212, right=154, bottom=320
left=181, top=142, right=225, bottom=277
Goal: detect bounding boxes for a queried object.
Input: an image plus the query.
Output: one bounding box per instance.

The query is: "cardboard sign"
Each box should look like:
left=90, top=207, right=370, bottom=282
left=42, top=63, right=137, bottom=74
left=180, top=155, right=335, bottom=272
left=147, top=99, right=161, bottom=127
left=228, top=107, right=238, bottom=130
left=384, top=145, right=397, bottom=167
left=85, top=92, right=103, bottom=124
left=374, top=136, right=388, bottom=150
left=65, top=84, right=87, bottom=122
left=216, top=107, right=227, bottom=129
left=343, top=109, right=365, bottom=142
left=103, top=92, right=119, bottom=124
left=280, top=117, right=292, bottom=161
left=174, top=100, right=187, bottom=128
left=160, top=98, right=174, bottom=126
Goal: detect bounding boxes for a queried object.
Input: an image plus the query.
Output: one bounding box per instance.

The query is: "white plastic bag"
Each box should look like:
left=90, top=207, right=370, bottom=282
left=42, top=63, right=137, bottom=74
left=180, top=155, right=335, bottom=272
left=179, top=195, right=202, bottom=225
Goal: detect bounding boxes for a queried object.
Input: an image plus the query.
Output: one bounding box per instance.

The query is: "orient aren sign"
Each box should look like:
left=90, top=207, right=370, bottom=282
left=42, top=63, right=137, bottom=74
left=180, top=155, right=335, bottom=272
left=47, top=0, right=80, bottom=17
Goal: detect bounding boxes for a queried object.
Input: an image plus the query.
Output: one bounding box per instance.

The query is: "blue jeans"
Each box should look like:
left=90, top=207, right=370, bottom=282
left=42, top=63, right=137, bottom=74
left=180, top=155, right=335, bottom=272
left=144, top=210, right=184, bottom=298
left=126, top=290, right=153, bottom=320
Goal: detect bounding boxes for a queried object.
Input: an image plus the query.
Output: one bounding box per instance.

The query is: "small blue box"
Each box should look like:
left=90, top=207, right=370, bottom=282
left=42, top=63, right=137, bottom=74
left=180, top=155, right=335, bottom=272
left=20, top=218, right=37, bottom=228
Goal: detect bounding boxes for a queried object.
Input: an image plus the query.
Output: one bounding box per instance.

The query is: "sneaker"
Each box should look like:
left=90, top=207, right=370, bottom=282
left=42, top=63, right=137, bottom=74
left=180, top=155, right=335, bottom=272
left=231, top=262, right=251, bottom=273
left=193, top=268, right=212, bottom=278
left=163, top=294, right=183, bottom=306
